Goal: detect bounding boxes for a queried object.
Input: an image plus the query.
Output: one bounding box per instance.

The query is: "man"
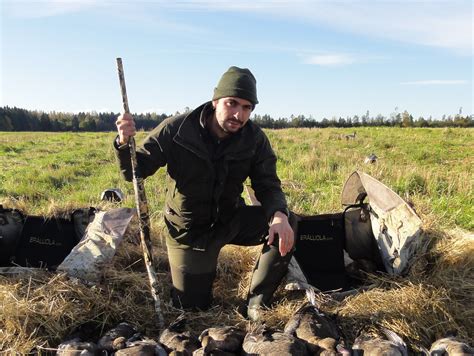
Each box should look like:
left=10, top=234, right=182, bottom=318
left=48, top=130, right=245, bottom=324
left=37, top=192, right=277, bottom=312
left=114, top=66, right=294, bottom=321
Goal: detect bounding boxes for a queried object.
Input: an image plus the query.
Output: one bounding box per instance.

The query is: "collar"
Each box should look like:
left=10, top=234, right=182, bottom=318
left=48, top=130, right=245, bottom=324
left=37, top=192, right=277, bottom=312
left=199, top=102, right=213, bottom=130
left=199, top=103, right=220, bottom=145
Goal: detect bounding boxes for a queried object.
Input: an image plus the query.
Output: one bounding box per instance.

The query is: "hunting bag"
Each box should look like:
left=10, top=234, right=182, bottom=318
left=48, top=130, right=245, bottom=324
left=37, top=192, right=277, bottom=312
left=292, top=211, right=349, bottom=291
left=291, top=203, right=384, bottom=292
left=343, top=203, right=384, bottom=271
left=0, top=206, right=95, bottom=269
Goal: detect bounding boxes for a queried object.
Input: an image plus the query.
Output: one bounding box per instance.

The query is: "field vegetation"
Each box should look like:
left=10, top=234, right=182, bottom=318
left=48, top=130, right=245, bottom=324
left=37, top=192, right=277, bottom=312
left=0, top=128, right=472, bottom=353
left=1, top=128, right=471, bottom=229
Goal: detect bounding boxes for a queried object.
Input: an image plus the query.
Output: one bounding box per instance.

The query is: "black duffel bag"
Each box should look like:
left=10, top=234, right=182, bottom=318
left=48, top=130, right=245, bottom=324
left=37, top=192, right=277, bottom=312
left=291, top=211, right=349, bottom=292
left=0, top=206, right=95, bottom=269
left=291, top=203, right=384, bottom=292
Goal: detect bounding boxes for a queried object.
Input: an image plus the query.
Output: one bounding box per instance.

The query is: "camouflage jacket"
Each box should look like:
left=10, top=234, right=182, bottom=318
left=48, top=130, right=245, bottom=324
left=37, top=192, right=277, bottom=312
left=114, top=102, right=288, bottom=250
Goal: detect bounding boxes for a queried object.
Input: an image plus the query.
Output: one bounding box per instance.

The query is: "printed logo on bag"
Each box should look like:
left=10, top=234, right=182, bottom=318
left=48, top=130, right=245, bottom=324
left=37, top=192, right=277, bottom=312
left=300, top=234, right=334, bottom=241
left=29, top=236, right=63, bottom=246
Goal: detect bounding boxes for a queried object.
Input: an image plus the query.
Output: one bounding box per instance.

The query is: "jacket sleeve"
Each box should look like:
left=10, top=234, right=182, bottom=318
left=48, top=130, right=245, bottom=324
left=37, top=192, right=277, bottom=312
left=114, top=120, right=172, bottom=182
left=249, top=130, right=289, bottom=220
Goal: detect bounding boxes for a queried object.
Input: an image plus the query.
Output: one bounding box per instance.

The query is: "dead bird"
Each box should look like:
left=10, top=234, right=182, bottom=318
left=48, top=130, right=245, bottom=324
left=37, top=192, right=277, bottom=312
left=97, top=322, right=138, bottom=353
left=115, top=338, right=168, bottom=356
left=242, top=325, right=308, bottom=356
left=56, top=337, right=98, bottom=356
left=352, top=327, right=408, bottom=356
left=429, top=336, right=474, bottom=355
left=159, top=314, right=201, bottom=355
left=364, top=153, right=378, bottom=164
left=115, top=344, right=156, bottom=356
left=192, top=347, right=236, bottom=355
left=284, top=291, right=349, bottom=355
left=198, top=326, right=246, bottom=354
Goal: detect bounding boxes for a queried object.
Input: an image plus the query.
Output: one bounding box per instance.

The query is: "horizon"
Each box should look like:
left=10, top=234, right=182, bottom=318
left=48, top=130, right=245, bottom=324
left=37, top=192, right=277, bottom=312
left=1, top=104, right=471, bottom=122
left=1, top=0, right=472, bottom=120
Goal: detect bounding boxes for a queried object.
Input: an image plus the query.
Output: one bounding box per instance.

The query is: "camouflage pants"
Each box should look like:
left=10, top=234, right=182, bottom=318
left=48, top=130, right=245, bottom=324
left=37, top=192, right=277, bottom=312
left=166, top=206, right=293, bottom=310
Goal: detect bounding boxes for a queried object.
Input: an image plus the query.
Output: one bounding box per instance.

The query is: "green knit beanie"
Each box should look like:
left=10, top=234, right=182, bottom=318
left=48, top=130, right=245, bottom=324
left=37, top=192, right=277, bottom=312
left=212, top=66, right=259, bottom=105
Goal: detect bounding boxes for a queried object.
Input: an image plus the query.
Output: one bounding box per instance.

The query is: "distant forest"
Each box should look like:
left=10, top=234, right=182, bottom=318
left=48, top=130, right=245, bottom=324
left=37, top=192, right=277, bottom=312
left=1, top=106, right=472, bottom=131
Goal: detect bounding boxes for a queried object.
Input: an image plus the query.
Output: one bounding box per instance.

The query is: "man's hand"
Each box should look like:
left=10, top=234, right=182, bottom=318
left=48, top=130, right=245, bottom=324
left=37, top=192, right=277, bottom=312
left=268, top=211, right=294, bottom=256
left=115, top=112, right=136, bottom=145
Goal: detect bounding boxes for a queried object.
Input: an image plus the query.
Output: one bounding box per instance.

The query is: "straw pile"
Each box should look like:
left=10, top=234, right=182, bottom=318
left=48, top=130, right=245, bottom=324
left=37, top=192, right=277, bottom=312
left=1, top=217, right=473, bottom=353
left=336, top=227, right=474, bottom=349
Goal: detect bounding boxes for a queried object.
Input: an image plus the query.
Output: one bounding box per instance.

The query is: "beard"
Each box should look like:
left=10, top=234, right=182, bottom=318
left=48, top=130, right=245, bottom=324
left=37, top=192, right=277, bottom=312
left=222, top=118, right=243, bottom=133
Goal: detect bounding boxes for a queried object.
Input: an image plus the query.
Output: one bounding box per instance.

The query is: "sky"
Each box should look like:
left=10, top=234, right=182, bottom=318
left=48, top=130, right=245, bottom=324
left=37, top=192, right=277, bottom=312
left=1, top=0, right=473, bottom=120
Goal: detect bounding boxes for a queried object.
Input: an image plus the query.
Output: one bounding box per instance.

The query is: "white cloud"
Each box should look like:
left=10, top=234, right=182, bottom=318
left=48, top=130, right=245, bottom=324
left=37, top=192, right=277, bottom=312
left=304, top=54, right=355, bottom=66
left=298, top=2, right=472, bottom=54
left=2, top=0, right=105, bottom=18
left=400, top=80, right=469, bottom=85
left=4, top=0, right=472, bottom=53
left=165, top=0, right=473, bottom=54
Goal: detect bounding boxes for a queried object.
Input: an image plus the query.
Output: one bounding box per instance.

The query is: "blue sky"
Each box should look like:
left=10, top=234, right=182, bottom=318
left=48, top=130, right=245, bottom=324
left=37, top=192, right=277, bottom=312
left=1, top=0, right=472, bottom=120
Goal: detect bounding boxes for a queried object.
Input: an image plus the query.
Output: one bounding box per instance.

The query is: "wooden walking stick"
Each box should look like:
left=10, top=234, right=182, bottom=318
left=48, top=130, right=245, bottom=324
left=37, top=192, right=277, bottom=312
left=116, top=58, right=164, bottom=329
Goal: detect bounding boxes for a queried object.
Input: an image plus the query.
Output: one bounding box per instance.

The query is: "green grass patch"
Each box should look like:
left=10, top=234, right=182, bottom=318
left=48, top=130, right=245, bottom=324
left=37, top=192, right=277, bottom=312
left=0, top=128, right=472, bottom=230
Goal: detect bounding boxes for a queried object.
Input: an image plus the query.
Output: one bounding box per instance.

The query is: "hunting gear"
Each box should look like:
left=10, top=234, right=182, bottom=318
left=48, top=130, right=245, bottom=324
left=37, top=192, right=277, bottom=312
left=114, top=66, right=294, bottom=320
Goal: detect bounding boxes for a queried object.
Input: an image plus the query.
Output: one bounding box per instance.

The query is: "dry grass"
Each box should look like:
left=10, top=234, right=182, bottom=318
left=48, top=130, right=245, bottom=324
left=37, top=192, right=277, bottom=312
left=334, top=227, right=474, bottom=350
left=1, top=223, right=473, bottom=354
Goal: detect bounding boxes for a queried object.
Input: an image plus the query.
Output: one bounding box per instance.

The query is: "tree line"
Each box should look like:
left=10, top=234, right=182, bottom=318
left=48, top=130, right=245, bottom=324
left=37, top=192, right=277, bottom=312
left=0, top=107, right=169, bottom=132
left=0, top=106, right=472, bottom=132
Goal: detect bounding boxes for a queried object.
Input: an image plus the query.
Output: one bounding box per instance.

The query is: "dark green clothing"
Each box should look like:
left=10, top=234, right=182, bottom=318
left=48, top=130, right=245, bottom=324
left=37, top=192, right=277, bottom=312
left=115, top=102, right=288, bottom=251
left=166, top=206, right=294, bottom=311
left=114, top=102, right=292, bottom=311
left=167, top=205, right=269, bottom=309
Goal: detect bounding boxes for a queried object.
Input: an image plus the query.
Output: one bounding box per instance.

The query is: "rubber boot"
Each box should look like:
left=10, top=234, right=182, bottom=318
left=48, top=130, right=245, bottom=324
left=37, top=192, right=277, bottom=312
left=170, top=264, right=216, bottom=310
left=246, top=238, right=294, bottom=321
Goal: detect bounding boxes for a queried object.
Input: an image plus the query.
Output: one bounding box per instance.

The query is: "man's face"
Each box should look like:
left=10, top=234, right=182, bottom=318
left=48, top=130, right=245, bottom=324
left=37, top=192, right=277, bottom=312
left=211, top=97, right=254, bottom=137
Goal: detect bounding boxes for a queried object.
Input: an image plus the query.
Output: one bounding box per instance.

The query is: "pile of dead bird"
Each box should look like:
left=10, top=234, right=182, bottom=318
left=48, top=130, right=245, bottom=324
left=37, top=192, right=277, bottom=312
left=1, top=220, right=473, bottom=355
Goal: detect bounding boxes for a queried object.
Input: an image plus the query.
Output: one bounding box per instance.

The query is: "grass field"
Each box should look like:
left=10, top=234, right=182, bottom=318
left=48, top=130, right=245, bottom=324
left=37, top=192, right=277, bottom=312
left=1, top=128, right=472, bottom=229
left=0, top=128, right=473, bottom=353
